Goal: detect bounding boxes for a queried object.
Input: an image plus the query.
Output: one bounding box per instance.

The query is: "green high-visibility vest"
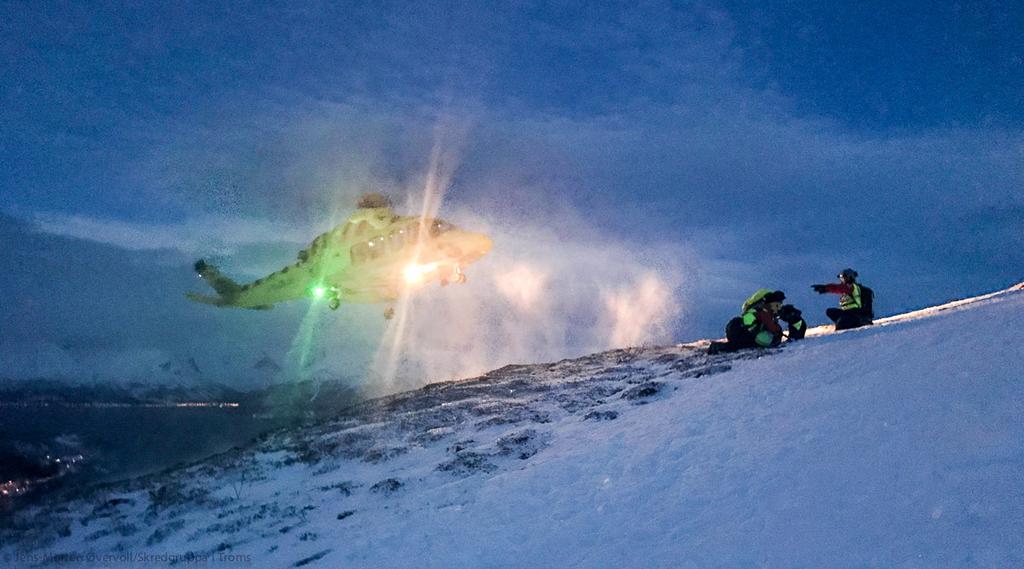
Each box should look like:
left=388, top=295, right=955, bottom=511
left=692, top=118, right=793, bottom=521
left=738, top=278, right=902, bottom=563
left=754, top=330, right=775, bottom=347
left=742, top=308, right=759, bottom=330
left=742, top=308, right=776, bottom=347
left=840, top=284, right=862, bottom=310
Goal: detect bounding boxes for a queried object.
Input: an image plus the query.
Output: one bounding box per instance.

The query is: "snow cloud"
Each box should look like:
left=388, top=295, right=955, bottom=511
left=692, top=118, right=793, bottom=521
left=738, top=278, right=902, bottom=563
left=365, top=214, right=689, bottom=393
left=602, top=274, right=679, bottom=349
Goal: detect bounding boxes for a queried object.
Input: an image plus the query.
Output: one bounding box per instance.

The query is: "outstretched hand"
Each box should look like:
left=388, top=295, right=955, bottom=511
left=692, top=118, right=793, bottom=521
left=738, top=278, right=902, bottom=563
left=811, top=284, right=828, bottom=294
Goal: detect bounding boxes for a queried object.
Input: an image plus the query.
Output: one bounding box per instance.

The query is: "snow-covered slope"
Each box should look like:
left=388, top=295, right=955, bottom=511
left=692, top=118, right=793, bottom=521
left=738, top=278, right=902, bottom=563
left=4, top=285, right=1023, bottom=568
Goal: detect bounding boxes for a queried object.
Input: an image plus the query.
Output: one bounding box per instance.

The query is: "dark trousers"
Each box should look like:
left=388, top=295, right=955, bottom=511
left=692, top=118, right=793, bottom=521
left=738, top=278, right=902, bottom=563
left=713, top=317, right=781, bottom=352
left=724, top=317, right=756, bottom=349
left=827, top=308, right=872, bottom=330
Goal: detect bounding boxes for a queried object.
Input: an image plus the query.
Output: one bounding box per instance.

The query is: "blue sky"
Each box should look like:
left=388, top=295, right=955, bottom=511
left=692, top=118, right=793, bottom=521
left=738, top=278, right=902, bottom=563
left=2, top=1, right=1021, bottom=387
left=727, top=1, right=1023, bottom=129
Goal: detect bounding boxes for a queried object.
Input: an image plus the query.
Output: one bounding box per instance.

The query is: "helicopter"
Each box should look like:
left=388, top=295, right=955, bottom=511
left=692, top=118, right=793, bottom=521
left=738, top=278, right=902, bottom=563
left=188, top=194, right=492, bottom=318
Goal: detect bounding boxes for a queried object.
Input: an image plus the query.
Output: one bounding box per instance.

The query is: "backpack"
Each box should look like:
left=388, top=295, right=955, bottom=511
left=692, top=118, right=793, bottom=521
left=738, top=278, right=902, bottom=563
left=859, top=285, right=874, bottom=317
left=742, top=288, right=773, bottom=312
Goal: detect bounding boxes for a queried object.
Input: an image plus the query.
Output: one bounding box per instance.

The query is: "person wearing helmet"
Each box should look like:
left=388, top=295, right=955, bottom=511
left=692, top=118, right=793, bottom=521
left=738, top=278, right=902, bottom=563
left=777, top=304, right=807, bottom=340
left=812, top=268, right=874, bottom=330
left=708, top=289, right=787, bottom=354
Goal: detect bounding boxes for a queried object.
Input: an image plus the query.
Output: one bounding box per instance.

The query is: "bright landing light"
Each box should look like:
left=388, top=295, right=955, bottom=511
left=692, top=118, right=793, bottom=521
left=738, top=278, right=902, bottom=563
left=404, top=263, right=438, bottom=284
left=312, top=286, right=327, bottom=299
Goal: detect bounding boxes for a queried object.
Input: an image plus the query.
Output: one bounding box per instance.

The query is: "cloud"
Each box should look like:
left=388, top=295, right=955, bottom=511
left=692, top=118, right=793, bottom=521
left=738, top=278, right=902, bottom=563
left=29, top=211, right=310, bottom=256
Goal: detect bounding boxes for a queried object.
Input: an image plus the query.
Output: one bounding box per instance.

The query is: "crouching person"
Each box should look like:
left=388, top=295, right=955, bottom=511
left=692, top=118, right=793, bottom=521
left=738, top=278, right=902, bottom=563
left=778, top=304, right=807, bottom=340
left=708, top=290, right=786, bottom=354
left=811, top=268, right=874, bottom=331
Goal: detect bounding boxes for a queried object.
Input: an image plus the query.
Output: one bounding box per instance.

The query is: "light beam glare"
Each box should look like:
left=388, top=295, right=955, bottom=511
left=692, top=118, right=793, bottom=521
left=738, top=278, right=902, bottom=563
left=376, top=117, right=466, bottom=391
left=286, top=300, right=327, bottom=384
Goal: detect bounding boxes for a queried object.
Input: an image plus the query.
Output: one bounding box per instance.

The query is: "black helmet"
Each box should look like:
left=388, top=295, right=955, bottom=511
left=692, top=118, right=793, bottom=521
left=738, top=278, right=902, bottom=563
left=763, top=290, right=786, bottom=303
left=778, top=304, right=802, bottom=322
left=838, top=268, right=858, bottom=281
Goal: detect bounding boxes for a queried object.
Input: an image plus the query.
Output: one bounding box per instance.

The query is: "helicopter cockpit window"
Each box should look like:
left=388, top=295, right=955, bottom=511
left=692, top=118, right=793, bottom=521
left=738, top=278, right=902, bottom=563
left=428, top=219, right=454, bottom=238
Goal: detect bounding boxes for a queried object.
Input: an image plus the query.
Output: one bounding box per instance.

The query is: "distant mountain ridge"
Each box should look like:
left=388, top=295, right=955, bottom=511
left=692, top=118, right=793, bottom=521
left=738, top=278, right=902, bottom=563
left=0, top=348, right=364, bottom=418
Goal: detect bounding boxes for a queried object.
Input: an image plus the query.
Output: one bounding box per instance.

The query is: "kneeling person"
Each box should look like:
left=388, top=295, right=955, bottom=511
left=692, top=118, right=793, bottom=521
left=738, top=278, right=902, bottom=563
left=778, top=304, right=807, bottom=340
left=812, top=268, right=874, bottom=331
left=708, top=289, right=786, bottom=354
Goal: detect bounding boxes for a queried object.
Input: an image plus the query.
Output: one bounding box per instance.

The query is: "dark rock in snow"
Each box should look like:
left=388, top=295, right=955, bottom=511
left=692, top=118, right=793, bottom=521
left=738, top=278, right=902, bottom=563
left=436, top=452, right=497, bottom=476
left=93, top=497, right=133, bottom=515
left=621, top=382, right=663, bottom=401
left=474, top=406, right=551, bottom=429
left=675, top=363, right=732, bottom=378
left=318, top=481, right=359, bottom=496
left=370, top=478, right=403, bottom=495
left=496, top=429, right=550, bottom=460
left=446, top=440, right=475, bottom=454
left=583, top=410, right=619, bottom=421
left=361, top=446, right=408, bottom=464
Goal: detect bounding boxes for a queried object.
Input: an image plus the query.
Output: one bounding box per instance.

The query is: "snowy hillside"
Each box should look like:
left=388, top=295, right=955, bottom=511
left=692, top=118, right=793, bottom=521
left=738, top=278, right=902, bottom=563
left=3, top=284, right=1023, bottom=568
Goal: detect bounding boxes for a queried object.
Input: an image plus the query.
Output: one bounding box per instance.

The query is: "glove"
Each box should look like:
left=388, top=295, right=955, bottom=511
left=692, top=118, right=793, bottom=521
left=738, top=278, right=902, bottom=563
left=778, top=304, right=802, bottom=323
left=811, top=284, right=828, bottom=294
